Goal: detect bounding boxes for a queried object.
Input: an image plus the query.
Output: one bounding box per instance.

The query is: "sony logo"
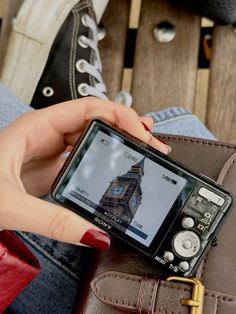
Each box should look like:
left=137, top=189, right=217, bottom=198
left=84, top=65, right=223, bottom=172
left=94, top=217, right=112, bottom=230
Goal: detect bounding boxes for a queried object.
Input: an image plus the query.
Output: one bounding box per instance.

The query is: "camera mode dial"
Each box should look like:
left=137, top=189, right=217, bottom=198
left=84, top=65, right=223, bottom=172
left=172, top=230, right=201, bottom=258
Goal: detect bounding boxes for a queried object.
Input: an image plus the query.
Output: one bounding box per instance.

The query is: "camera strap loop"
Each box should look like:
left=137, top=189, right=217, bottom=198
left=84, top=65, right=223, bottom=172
left=137, top=276, right=159, bottom=313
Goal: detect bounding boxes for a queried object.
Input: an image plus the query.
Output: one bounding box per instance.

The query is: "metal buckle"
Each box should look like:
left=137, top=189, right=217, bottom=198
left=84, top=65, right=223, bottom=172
left=167, top=276, right=205, bottom=314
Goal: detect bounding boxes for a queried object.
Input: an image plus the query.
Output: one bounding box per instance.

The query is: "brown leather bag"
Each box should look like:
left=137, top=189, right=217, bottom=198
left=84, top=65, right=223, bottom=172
left=73, top=134, right=236, bottom=314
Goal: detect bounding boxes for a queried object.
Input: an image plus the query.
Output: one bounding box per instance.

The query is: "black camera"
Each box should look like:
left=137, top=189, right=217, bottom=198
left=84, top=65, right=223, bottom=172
left=51, top=119, right=233, bottom=277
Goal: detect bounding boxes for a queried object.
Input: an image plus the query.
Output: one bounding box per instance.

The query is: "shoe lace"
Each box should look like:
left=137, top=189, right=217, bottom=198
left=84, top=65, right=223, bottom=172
left=77, top=14, right=132, bottom=107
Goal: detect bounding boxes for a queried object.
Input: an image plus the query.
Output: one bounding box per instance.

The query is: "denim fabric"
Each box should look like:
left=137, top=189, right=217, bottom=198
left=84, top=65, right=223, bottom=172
left=0, top=83, right=215, bottom=313
left=4, top=238, right=91, bottom=314
left=147, top=107, right=216, bottom=139
left=0, top=83, right=32, bottom=128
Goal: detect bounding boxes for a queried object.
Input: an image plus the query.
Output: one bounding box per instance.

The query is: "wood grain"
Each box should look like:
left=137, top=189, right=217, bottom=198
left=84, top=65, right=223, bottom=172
left=206, top=25, right=236, bottom=143
left=0, top=0, right=8, bottom=18
left=99, top=0, right=131, bottom=100
left=194, top=69, right=209, bottom=123
left=131, top=0, right=201, bottom=115
left=129, top=0, right=141, bottom=28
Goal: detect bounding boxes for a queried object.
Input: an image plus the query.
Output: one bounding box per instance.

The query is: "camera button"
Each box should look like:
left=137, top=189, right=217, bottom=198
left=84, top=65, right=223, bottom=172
left=198, top=187, right=225, bottom=206
left=163, top=251, right=175, bottom=262
left=182, top=216, right=195, bottom=229
left=179, top=261, right=190, bottom=272
left=173, top=230, right=201, bottom=258
left=182, top=239, right=192, bottom=249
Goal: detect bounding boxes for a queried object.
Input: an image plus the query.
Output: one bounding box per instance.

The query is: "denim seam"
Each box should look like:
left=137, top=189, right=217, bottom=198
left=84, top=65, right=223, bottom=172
left=151, top=114, right=194, bottom=126
left=18, top=232, right=80, bottom=280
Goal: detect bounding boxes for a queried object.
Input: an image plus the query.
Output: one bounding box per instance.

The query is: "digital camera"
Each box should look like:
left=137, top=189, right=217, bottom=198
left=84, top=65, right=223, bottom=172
left=51, top=119, right=233, bottom=277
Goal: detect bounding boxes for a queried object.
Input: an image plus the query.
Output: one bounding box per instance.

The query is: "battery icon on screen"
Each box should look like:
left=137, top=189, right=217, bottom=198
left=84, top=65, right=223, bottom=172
left=101, top=139, right=109, bottom=145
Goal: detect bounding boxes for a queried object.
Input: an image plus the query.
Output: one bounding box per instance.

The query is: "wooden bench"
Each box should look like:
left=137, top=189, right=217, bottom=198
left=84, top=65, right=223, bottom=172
left=99, top=0, right=236, bottom=144
left=0, top=0, right=235, bottom=143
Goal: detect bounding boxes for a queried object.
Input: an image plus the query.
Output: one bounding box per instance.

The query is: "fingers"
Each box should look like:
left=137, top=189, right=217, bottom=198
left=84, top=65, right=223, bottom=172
left=52, top=97, right=170, bottom=154
left=2, top=97, right=170, bottom=158
left=21, top=154, right=67, bottom=196
left=140, top=116, right=154, bottom=130
left=112, top=105, right=171, bottom=154
left=0, top=188, right=110, bottom=249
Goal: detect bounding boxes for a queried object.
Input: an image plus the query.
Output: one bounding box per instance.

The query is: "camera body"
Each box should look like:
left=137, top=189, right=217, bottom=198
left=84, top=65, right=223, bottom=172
left=52, top=119, right=233, bottom=277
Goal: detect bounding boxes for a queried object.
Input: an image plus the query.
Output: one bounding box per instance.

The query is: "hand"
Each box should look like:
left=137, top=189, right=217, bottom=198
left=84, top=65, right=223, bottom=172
left=0, top=97, right=171, bottom=249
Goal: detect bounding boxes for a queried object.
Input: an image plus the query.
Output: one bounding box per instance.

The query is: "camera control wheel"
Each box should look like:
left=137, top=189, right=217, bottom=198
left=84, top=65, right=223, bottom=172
left=172, top=230, right=201, bottom=258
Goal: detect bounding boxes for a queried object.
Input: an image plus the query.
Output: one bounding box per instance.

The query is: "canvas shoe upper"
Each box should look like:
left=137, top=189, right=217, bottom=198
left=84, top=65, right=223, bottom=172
left=31, top=0, right=109, bottom=109
left=0, top=0, right=109, bottom=107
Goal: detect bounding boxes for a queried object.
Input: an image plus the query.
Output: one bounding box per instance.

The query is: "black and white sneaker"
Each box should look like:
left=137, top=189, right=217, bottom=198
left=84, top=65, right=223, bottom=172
left=171, top=0, right=236, bottom=24
left=0, top=0, right=110, bottom=108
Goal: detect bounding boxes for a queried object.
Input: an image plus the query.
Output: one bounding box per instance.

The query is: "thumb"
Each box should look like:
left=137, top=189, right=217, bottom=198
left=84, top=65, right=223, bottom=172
left=2, top=190, right=110, bottom=250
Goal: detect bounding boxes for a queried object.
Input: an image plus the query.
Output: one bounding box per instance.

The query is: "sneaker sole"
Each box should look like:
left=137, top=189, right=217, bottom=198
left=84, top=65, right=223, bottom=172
left=0, top=0, right=108, bottom=104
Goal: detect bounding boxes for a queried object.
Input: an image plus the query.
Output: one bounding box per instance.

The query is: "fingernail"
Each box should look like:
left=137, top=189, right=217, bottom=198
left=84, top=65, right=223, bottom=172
left=80, top=229, right=110, bottom=250
left=157, top=138, right=171, bottom=153
left=142, top=122, right=151, bottom=132
left=61, top=151, right=71, bottom=159
left=167, top=146, right=171, bottom=153
left=164, top=145, right=172, bottom=154
left=158, top=138, right=168, bottom=145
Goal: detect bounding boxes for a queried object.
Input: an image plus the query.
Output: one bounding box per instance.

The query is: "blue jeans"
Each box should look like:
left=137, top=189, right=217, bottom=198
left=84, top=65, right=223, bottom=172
left=0, top=84, right=214, bottom=313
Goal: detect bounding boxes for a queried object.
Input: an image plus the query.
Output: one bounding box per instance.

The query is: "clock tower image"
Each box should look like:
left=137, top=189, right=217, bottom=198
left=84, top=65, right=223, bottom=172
left=95, top=158, right=145, bottom=232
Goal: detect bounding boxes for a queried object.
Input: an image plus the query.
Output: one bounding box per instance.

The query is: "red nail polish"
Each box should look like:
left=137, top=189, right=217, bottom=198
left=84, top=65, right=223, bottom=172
left=158, top=138, right=168, bottom=145
left=80, top=229, right=110, bottom=250
left=142, top=122, right=151, bottom=132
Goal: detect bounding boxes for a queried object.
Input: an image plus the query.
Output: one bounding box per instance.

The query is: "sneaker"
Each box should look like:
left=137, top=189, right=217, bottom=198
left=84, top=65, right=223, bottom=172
left=0, top=0, right=109, bottom=108
left=171, top=0, right=236, bottom=24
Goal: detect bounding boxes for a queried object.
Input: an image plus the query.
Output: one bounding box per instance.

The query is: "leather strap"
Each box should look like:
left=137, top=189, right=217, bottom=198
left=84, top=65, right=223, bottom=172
left=137, top=276, right=159, bottom=313
left=217, top=152, right=236, bottom=189
left=91, top=271, right=236, bottom=314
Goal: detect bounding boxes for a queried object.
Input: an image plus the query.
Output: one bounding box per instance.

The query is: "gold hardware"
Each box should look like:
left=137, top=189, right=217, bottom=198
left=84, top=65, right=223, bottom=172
left=167, top=276, right=205, bottom=314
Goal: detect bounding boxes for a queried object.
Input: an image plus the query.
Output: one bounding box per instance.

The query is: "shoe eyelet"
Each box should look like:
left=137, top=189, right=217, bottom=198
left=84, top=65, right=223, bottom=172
left=78, top=35, right=88, bottom=48
left=81, top=14, right=89, bottom=27
left=97, top=22, right=106, bottom=41
left=75, top=59, right=88, bottom=73
left=42, top=86, right=54, bottom=97
left=78, top=83, right=89, bottom=96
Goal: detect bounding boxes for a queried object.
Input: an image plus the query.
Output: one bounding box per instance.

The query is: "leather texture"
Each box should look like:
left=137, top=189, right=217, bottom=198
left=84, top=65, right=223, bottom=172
left=73, top=134, right=236, bottom=314
left=90, top=271, right=236, bottom=314
left=172, top=0, right=236, bottom=24
left=0, top=230, right=40, bottom=312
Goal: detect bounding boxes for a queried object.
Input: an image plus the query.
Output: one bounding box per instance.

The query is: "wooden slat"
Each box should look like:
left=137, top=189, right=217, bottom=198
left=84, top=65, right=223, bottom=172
left=99, top=0, right=131, bottom=99
left=0, top=0, right=8, bottom=18
left=131, top=0, right=201, bottom=115
left=206, top=25, right=236, bottom=143
left=194, top=69, right=209, bottom=123
left=129, top=0, right=141, bottom=28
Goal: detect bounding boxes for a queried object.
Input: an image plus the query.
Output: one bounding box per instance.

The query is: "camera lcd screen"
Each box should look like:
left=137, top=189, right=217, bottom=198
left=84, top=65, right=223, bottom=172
left=53, top=121, right=196, bottom=253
